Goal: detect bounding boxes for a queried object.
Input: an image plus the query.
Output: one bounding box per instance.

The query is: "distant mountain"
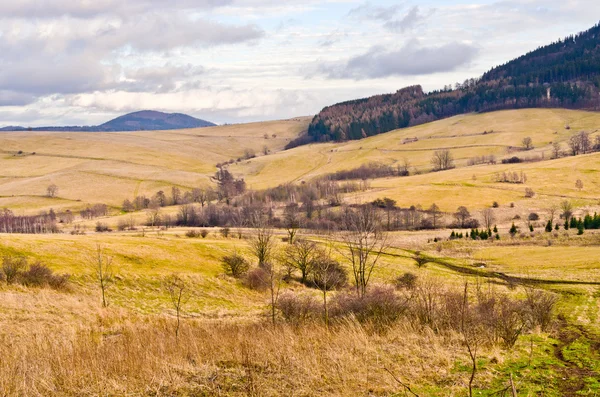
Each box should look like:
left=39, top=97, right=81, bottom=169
left=0, top=110, right=216, bottom=132
left=295, top=22, right=600, bottom=146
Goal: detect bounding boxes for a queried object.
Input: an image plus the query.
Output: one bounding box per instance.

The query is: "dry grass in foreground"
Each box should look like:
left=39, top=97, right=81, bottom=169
left=0, top=311, right=476, bottom=396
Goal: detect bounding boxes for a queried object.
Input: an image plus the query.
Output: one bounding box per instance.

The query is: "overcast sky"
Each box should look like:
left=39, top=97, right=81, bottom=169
left=0, top=0, right=599, bottom=127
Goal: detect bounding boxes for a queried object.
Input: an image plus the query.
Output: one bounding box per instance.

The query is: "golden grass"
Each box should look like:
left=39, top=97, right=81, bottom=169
left=0, top=118, right=309, bottom=213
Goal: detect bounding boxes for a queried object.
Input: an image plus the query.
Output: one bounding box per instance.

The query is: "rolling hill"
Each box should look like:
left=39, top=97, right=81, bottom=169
left=0, top=110, right=216, bottom=132
left=1, top=109, right=599, bottom=215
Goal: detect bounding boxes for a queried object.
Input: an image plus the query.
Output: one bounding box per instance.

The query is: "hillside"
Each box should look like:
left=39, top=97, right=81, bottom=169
left=1, top=109, right=599, bottom=215
left=0, top=110, right=216, bottom=132
left=304, top=22, right=600, bottom=144
left=0, top=117, right=310, bottom=213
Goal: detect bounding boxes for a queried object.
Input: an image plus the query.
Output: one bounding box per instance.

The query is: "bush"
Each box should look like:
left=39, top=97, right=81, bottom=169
left=2, top=256, right=27, bottom=284
left=311, top=258, right=347, bottom=291
left=502, top=156, right=521, bottom=164
left=245, top=267, right=270, bottom=291
left=220, top=227, right=230, bottom=238
left=395, top=273, right=418, bottom=290
left=200, top=229, right=209, bottom=238
left=492, top=201, right=499, bottom=208
left=1, top=257, right=69, bottom=290
left=95, top=222, right=111, bottom=232
left=276, top=292, right=322, bottom=325
left=21, top=263, right=70, bottom=290
left=221, top=253, right=250, bottom=278
left=185, top=230, right=201, bottom=238
left=524, top=289, right=557, bottom=331
left=331, top=285, right=408, bottom=326
left=117, top=219, right=128, bottom=231
left=528, top=212, right=539, bottom=221
left=525, top=188, right=535, bottom=198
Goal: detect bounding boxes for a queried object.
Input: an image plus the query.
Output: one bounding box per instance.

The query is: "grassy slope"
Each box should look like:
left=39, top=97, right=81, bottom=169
left=1, top=109, right=600, bottom=215
left=0, top=118, right=310, bottom=213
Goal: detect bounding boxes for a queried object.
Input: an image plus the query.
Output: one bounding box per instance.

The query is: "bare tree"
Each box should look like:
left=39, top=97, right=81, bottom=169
left=164, top=274, right=190, bottom=339
left=250, top=226, right=276, bottom=269
left=458, top=283, right=484, bottom=397
left=283, top=203, right=301, bottom=244
left=481, top=208, right=495, bottom=230
left=548, top=204, right=559, bottom=223
left=521, top=137, right=533, bottom=150
left=146, top=204, right=161, bottom=227
left=428, top=203, right=442, bottom=229
left=341, top=205, right=388, bottom=297
left=284, top=239, right=319, bottom=284
left=551, top=142, right=562, bottom=159
left=312, top=252, right=347, bottom=328
left=561, top=200, right=573, bottom=223
left=87, top=244, right=114, bottom=308
left=171, top=186, right=182, bottom=205
left=454, top=206, right=471, bottom=228
left=267, top=261, right=283, bottom=325
left=431, top=150, right=455, bottom=171
left=46, top=184, right=58, bottom=198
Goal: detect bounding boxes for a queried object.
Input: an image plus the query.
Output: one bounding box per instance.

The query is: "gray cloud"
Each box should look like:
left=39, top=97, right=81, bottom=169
left=383, top=6, right=427, bottom=32
left=316, top=40, right=480, bottom=79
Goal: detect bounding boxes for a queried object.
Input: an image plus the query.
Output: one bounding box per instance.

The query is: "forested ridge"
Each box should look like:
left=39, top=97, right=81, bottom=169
left=296, top=22, right=600, bottom=146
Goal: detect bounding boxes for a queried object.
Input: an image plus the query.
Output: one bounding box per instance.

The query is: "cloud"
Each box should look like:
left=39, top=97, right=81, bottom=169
left=316, top=39, right=480, bottom=79
left=383, top=6, right=428, bottom=33
left=0, top=0, right=233, bottom=19
left=347, top=2, right=404, bottom=22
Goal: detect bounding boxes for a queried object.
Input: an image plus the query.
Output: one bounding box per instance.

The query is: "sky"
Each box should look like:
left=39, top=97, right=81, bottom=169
left=0, top=0, right=599, bottom=127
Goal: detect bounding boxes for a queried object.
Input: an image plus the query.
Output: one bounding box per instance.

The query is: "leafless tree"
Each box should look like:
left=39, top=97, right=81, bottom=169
left=521, top=137, right=533, bottom=150
left=284, top=239, right=319, bottom=284
left=548, top=204, right=559, bottom=223
left=431, top=149, right=454, bottom=171
left=283, top=203, right=301, bottom=244
left=146, top=204, right=161, bottom=227
left=340, top=205, right=388, bottom=297
left=312, top=252, right=346, bottom=328
left=267, top=261, right=283, bottom=325
left=454, top=206, right=471, bottom=228
left=560, top=200, right=573, bottom=223
left=164, top=274, right=190, bottom=339
left=87, top=244, right=114, bottom=308
left=458, top=283, right=484, bottom=397
left=171, top=186, right=182, bottom=205
left=250, top=226, right=277, bottom=269
left=481, top=208, right=495, bottom=230
left=46, top=184, right=58, bottom=198
left=551, top=142, right=562, bottom=159
left=428, top=203, right=442, bottom=229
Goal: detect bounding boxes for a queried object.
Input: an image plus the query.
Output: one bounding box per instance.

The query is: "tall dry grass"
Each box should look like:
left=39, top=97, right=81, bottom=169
left=0, top=310, right=472, bottom=396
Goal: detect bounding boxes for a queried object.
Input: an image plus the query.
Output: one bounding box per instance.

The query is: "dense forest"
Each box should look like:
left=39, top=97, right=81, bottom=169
left=294, top=22, right=600, bottom=145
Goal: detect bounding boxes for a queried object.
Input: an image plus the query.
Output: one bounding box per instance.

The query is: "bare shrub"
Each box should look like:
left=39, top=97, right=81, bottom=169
left=395, top=273, right=418, bottom=290
left=185, top=230, right=201, bottom=238
left=331, top=285, right=408, bottom=327
left=245, top=267, right=270, bottom=291
left=221, top=252, right=250, bottom=278
left=276, top=292, right=322, bottom=325
left=200, top=229, right=209, bottom=238
left=2, top=256, right=27, bottom=284
left=523, top=288, right=558, bottom=331
left=21, top=263, right=69, bottom=290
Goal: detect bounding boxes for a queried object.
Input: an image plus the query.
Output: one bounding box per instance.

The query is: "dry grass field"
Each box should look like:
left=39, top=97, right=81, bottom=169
left=2, top=109, right=600, bottom=216
left=0, top=118, right=310, bottom=213
left=2, top=108, right=600, bottom=396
